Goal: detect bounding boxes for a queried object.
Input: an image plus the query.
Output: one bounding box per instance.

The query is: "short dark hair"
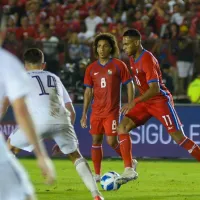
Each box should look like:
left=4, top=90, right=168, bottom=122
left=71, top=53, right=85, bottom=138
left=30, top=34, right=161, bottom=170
left=123, top=29, right=141, bottom=39
left=23, top=48, right=44, bottom=65
left=93, top=33, right=119, bottom=58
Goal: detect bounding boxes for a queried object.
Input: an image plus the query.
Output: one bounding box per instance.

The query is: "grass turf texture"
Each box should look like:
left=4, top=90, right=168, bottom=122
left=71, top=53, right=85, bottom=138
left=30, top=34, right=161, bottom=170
left=20, top=159, right=200, bottom=200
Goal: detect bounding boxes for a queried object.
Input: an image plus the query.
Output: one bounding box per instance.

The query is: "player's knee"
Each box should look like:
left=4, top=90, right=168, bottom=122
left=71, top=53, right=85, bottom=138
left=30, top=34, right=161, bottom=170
left=117, top=123, right=127, bottom=134
left=92, top=136, right=103, bottom=145
left=106, top=138, right=118, bottom=148
left=12, top=147, right=20, bottom=155
left=7, top=139, right=19, bottom=154
left=68, top=150, right=81, bottom=162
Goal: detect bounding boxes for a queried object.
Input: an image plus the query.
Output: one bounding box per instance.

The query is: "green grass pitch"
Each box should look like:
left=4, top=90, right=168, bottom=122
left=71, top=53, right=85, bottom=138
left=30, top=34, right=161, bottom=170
left=20, top=159, right=200, bottom=200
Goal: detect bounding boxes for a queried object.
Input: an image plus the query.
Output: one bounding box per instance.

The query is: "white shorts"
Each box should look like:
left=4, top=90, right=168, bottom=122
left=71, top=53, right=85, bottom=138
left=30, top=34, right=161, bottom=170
left=177, top=61, right=194, bottom=78
left=0, top=156, right=35, bottom=200
left=9, top=123, right=79, bottom=155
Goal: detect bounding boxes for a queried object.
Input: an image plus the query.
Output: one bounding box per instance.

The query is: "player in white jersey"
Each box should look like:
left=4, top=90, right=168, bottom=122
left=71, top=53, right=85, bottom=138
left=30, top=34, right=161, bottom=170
left=7, top=48, right=104, bottom=200
left=0, top=13, right=55, bottom=200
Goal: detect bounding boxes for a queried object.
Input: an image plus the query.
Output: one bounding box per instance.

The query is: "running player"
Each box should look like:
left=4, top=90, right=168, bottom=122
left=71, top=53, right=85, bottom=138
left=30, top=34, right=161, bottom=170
left=0, top=12, right=55, bottom=200
left=116, top=29, right=200, bottom=185
left=7, top=48, right=104, bottom=200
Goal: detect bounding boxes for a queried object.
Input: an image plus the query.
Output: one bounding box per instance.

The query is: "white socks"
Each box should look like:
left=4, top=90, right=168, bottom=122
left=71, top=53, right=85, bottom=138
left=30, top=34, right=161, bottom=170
left=74, top=157, right=100, bottom=197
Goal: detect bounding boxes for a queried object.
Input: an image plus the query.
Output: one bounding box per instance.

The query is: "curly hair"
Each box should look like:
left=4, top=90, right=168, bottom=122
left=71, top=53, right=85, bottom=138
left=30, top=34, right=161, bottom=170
left=93, top=33, right=119, bottom=58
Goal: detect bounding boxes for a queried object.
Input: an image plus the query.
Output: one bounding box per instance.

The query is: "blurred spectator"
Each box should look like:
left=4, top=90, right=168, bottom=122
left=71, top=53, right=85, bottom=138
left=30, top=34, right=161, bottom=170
left=42, top=28, right=60, bottom=75
left=100, top=12, right=113, bottom=24
left=96, top=0, right=113, bottom=15
left=168, top=23, right=179, bottom=68
left=161, top=63, right=174, bottom=94
left=176, top=25, right=195, bottom=95
left=77, top=22, right=90, bottom=41
left=148, top=0, right=167, bottom=34
left=28, top=12, right=37, bottom=26
left=67, top=32, right=82, bottom=63
left=187, top=73, right=200, bottom=104
left=170, top=3, right=184, bottom=25
left=16, top=16, right=37, bottom=40
left=6, top=14, right=17, bottom=32
left=46, top=0, right=62, bottom=22
left=3, top=31, right=21, bottom=58
left=84, top=7, right=103, bottom=38
left=36, top=23, right=46, bottom=40
left=151, top=38, right=170, bottom=65
left=189, top=11, right=200, bottom=39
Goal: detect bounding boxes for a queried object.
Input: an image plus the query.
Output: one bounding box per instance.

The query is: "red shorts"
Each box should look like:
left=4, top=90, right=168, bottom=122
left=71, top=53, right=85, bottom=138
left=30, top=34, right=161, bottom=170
left=90, top=112, right=119, bottom=136
left=126, top=99, right=182, bottom=133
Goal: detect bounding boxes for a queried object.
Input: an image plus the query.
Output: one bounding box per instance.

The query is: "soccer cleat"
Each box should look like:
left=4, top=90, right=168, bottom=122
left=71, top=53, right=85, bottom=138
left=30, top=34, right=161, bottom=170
left=94, top=174, right=101, bottom=182
left=94, top=195, right=104, bottom=200
left=132, top=159, right=138, bottom=171
left=115, top=167, right=138, bottom=185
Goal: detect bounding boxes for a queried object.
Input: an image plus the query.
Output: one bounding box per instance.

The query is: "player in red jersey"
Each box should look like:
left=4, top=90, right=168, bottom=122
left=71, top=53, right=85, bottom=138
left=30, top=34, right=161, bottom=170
left=115, top=29, right=200, bottom=185
left=80, top=33, right=135, bottom=181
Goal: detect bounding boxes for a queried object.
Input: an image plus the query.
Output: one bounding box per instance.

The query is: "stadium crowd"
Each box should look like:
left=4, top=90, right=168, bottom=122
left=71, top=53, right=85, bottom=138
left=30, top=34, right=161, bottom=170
left=1, top=0, right=200, bottom=103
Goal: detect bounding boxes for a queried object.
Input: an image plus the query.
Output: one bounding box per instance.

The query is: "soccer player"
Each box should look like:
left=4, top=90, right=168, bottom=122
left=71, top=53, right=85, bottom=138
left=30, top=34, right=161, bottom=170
left=7, top=48, right=104, bottom=200
left=0, top=13, right=55, bottom=200
left=115, top=29, right=200, bottom=184
left=80, top=33, right=135, bottom=182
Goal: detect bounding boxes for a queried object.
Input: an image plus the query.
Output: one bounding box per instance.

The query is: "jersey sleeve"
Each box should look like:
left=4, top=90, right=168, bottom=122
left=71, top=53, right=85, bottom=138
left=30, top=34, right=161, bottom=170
left=58, top=79, right=72, bottom=103
left=3, top=55, right=30, bottom=103
left=119, top=61, right=132, bottom=85
left=62, top=85, right=72, bottom=104
left=142, top=54, right=159, bottom=84
left=84, top=66, right=93, bottom=88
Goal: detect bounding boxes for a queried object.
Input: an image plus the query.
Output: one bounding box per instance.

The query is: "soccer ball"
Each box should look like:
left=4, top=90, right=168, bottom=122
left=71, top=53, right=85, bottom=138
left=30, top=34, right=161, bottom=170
left=100, top=171, right=121, bottom=191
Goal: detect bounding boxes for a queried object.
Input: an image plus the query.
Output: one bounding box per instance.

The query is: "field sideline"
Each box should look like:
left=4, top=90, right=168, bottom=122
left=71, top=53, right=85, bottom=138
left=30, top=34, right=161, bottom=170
left=20, top=159, right=200, bottom=200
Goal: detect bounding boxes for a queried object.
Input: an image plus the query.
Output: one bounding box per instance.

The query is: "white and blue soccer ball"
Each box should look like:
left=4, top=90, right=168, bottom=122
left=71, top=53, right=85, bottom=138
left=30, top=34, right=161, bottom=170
left=100, top=171, right=121, bottom=191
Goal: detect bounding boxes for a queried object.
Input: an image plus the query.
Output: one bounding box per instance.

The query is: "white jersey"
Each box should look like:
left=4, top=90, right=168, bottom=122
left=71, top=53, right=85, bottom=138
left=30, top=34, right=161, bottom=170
left=0, top=48, right=30, bottom=162
left=26, top=70, right=72, bottom=124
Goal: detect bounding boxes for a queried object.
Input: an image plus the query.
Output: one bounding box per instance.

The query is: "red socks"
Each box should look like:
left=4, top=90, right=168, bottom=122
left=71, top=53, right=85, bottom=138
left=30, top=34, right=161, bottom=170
left=91, top=144, right=103, bottom=175
left=113, top=143, right=122, bottom=157
left=119, top=134, right=133, bottom=168
left=179, top=137, right=200, bottom=161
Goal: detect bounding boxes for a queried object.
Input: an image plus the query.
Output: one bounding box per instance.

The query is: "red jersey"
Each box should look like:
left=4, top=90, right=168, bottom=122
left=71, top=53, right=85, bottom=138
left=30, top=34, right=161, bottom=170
left=130, top=49, right=172, bottom=102
left=84, top=58, right=132, bottom=117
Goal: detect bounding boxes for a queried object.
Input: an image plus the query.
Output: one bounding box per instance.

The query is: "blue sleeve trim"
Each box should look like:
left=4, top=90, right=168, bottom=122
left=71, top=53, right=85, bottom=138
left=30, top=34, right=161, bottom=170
left=147, top=79, right=159, bottom=84
left=84, top=84, right=93, bottom=88
left=123, top=78, right=133, bottom=85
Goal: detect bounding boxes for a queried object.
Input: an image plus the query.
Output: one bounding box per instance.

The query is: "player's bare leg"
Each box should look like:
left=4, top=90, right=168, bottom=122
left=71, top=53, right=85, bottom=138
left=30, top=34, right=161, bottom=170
left=171, top=129, right=200, bottom=161
left=68, top=150, right=104, bottom=200
left=106, top=135, right=138, bottom=170
left=91, top=134, right=104, bottom=182
left=115, top=117, right=138, bottom=185
left=106, top=135, right=122, bottom=156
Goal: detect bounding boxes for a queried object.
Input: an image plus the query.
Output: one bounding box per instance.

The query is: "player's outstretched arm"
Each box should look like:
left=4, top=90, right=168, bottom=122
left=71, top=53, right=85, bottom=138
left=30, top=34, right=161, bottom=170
left=12, top=96, right=56, bottom=185
left=80, top=87, right=93, bottom=128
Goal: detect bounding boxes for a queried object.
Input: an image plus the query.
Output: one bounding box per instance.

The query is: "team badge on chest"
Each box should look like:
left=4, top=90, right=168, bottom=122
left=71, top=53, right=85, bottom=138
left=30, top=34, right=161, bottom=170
left=108, top=69, right=112, bottom=75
